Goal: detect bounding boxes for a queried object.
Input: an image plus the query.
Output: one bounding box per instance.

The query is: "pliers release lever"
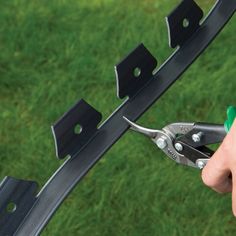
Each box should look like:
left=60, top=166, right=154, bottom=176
left=124, top=106, right=236, bottom=169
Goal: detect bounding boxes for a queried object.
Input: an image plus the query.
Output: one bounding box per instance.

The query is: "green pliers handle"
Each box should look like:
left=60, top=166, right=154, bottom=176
left=225, top=106, right=236, bottom=133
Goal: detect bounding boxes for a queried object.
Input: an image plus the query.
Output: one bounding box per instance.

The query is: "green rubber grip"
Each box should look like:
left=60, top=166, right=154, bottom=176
left=224, top=106, right=236, bottom=132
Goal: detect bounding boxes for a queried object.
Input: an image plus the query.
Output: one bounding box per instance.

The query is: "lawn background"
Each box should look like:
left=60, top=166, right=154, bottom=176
left=0, top=0, right=236, bottom=235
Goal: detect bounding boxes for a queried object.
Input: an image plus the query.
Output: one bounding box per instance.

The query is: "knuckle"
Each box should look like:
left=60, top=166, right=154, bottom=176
left=201, top=170, right=215, bottom=188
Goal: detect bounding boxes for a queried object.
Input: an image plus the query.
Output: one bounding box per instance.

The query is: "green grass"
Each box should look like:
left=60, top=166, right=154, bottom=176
left=0, top=0, right=235, bottom=235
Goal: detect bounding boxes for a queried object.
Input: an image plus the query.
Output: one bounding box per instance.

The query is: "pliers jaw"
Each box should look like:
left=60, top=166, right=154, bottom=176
left=124, top=117, right=226, bottom=169
left=124, top=117, right=197, bottom=168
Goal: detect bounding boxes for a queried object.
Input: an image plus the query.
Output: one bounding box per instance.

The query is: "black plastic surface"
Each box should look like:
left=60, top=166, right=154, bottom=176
left=115, top=43, right=157, bottom=99
left=52, top=99, right=102, bottom=159
left=0, top=0, right=234, bottom=235
left=0, top=177, right=37, bottom=235
left=166, top=0, right=204, bottom=48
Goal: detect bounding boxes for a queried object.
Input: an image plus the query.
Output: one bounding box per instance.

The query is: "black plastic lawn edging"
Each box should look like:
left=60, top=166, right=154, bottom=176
left=0, top=0, right=235, bottom=235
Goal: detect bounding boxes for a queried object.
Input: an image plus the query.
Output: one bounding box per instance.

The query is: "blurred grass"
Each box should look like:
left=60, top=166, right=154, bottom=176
left=0, top=0, right=235, bottom=235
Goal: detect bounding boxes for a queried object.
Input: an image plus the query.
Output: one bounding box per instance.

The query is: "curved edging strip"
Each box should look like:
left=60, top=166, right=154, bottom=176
left=5, top=0, right=235, bottom=235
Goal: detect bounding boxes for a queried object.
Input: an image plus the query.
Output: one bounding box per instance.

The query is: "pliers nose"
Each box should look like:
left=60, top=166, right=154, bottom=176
left=123, top=116, right=197, bottom=168
left=123, top=116, right=161, bottom=139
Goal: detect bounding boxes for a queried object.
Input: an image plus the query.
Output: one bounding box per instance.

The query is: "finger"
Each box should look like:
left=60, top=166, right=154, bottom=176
left=212, top=179, right=232, bottom=194
left=229, top=119, right=236, bottom=139
left=232, top=173, right=236, bottom=217
left=202, top=146, right=232, bottom=193
left=221, top=120, right=236, bottom=153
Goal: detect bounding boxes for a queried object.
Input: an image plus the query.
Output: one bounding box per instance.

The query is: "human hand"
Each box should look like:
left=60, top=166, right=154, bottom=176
left=202, top=120, right=236, bottom=216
